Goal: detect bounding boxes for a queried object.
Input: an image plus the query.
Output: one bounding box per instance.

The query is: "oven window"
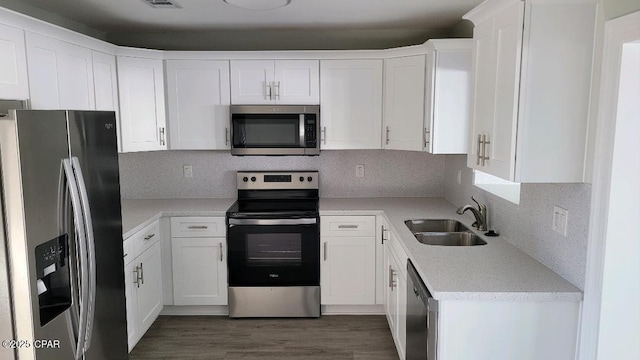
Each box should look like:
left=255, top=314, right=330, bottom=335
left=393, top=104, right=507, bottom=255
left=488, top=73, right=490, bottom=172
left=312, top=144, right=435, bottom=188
left=232, top=115, right=301, bottom=147
left=247, top=233, right=301, bottom=266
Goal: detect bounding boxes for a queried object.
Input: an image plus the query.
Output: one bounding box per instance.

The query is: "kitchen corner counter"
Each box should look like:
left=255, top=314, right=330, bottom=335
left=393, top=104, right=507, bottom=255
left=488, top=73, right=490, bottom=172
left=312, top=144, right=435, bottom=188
left=320, top=197, right=583, bottom=302
left=120, top=198, right=235, bottom=239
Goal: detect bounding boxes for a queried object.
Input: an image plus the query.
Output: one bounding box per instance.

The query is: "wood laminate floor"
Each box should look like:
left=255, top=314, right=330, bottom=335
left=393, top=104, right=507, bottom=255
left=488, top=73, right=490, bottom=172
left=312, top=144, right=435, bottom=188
left=129, top=315, right=399, bottom=360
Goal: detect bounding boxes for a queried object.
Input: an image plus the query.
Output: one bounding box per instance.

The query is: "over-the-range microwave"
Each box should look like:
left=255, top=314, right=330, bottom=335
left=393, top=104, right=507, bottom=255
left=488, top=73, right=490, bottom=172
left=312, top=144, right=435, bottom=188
left=230, top=105, right=320, bottom=156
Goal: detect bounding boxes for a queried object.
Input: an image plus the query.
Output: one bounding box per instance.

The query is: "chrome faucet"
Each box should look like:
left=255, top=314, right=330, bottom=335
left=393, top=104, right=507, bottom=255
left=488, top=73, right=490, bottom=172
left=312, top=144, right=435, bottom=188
left=456, top=197, right=488, bottom=231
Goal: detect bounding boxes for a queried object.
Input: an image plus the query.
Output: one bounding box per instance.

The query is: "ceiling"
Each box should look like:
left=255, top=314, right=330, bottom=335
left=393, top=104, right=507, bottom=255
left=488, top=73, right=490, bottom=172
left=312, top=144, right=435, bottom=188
left=2, top=0, right=480, bottom=50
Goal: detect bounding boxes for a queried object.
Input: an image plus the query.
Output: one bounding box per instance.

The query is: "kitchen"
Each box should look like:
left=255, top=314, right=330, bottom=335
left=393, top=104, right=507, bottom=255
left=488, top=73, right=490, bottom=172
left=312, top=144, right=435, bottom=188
left=0, top=0, right=638, bottom=359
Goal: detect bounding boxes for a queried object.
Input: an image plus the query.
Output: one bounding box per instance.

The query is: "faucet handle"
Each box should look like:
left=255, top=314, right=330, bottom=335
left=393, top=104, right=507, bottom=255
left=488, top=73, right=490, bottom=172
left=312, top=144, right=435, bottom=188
left=471, top=196, right=482, bottom=209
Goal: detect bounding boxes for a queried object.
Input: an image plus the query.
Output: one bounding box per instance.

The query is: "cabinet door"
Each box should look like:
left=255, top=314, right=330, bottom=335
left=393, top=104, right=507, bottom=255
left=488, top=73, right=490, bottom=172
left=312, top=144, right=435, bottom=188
left=26, top=32, right=95, bottom=110
left=136, top=242, right=163, bottom=336
left=230, top=60, right=274, bottom=104
left=485, top=1, right=524, bottom=180
left=467, top=19, right=496, bottom=171
left=320, top=60, right=383, bottom=149
left=427, top=48, right=472, bottom=154
left=321, top=236, right=376, bottom=305
left=0, top=23, right=28, bottom=100
left=384, top=55, right=426, bottom=151
left=274, top=60, right=319, bottom=104
left=92, top=51, right=121, bottom=150
left=166, top=60, right=231, bottom=150
left=117, top=56, right=167, bottom=152
left=124, top=260, right=139, bottom=351
left=172, top=237, right=228, bottom=305
left=396, top=270, right=407, bottom=360
left=384, top=244, right=400, bottom=340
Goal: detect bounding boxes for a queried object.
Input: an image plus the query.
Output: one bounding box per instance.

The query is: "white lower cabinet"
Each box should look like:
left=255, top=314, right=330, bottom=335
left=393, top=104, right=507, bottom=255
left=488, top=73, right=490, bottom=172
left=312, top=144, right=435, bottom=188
left=320, top=216, right=377, bottom=305
left=170, top=217, right=227, bottom=306
left=123, top=220, right=164, bottom=352
left=383, top=230, right=407, bottom=360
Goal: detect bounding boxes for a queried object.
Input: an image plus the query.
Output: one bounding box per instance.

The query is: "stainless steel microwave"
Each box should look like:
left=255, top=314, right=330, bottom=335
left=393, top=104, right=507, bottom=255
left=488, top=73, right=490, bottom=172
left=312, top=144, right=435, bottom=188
left=230, top=105, right=320, bottom=156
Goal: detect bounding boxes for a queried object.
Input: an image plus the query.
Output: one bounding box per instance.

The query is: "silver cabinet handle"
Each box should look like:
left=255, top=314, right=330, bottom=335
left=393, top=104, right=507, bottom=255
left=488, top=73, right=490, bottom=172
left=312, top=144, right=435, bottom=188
left=188, top=225, right=208, bottom=229
left=219, top=242, right=224, bottom=262
left=133, top=267, right=140, bottom=287
left=225, top=127, right=229, bottom=146
left=275, top=81, right=280, bottom=100
left=424, top=128, right=430, bottom=148
left=321, top=127, right=326, bottom=145
left=159, top=127, right=166, bottom=146
left=139, top=263, right=144, bottom=285
left=388, top=266, right=396, bottom=290
left=481, top=134, right=490, bottom=166
left=476, top=134, right=482, bottom=166
left=386, top=126, right=390, bottom=145
left=144, top=233, right=155, bottom=241
left=338, top=224, right=358, bottom=229
left=323, top=242, right=328, bottom=261
left=381, top=225, right=388, bottom=244
left=265, top=81, right=272, bottom=100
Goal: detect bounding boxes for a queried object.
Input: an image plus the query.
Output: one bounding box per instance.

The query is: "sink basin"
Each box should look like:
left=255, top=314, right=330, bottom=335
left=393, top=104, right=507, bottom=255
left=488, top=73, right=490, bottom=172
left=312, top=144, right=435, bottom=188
left=405, top=219, right=471, bottom=233
left=414, top=232, right=487, bottom=246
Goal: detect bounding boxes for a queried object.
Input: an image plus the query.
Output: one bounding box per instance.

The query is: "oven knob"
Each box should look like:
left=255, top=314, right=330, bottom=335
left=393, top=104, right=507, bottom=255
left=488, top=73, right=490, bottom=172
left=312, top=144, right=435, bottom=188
left=299, top=176, right=304, bottom=182
left=251, top=176, right=257, bottom=182
left=242, top=176, right=248, bottom=182
left=307, top=176, right=313, bottom=182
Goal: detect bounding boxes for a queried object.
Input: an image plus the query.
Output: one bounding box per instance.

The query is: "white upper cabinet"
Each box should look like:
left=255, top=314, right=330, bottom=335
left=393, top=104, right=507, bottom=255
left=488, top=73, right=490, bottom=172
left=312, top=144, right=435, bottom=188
left=166, top=60, right=231, bottom=150
left=230, top=60, right=319, bottom=104
left=383, top=55, right=426, bottom=151
left=0, top=23, right=28, bottom=100
left=464, top=0, right=597, bottom=182
left=319, top=59, right=383, bottom=149
left=26, top=32, right=95, bottom=110
left=423, top=40, right=473, bottom=154
left=117, top=56, right=167, bottom=152
left=91, top=51, right=121, bottom=149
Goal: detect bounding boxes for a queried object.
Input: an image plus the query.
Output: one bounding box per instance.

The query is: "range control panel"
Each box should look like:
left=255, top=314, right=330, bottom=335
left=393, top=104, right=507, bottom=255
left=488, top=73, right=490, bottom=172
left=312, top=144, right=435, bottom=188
left=237, top=171, right=318, bottom=190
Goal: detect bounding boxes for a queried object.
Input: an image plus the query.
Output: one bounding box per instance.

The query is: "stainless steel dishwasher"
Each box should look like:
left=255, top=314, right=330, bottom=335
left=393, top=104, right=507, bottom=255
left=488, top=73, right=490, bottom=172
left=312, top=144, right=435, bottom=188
left=406, top=259, right=438, bottom=360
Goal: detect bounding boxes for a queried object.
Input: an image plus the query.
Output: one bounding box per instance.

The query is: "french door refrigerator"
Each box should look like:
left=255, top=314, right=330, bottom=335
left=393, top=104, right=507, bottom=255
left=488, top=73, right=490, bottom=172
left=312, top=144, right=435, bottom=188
left=0, top=107, right=128, bottom=360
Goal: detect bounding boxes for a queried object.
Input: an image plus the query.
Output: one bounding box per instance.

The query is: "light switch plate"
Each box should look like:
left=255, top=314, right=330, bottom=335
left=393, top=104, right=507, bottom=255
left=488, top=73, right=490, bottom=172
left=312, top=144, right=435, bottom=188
left=552, top=206, right=568, bottom=237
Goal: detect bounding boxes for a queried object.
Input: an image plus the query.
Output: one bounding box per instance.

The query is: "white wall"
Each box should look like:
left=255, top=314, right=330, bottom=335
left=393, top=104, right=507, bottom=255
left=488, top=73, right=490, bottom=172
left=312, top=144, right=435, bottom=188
left=119, top=150, right=445, bottom=199
left=444, top=155, right=591, bottom=289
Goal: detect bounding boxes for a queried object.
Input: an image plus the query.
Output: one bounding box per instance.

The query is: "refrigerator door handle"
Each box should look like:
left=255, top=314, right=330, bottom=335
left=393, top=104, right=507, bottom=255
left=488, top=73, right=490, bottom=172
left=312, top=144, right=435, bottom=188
left=62, top=159, right=90, bottom=360
left=71, top=157, right=97, bottom=351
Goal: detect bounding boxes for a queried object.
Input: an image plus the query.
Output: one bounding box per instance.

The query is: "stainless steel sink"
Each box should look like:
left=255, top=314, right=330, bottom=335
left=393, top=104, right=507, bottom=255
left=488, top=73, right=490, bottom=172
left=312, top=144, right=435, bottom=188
left=405, top=219, right=470, bottom=233
left=414, top=232, right=487, bottom=246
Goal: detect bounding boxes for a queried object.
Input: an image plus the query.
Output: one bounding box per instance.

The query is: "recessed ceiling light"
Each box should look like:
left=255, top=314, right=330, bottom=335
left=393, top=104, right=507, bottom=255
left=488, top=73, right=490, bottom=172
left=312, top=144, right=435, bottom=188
left=223, top=0, right=291, bottom=11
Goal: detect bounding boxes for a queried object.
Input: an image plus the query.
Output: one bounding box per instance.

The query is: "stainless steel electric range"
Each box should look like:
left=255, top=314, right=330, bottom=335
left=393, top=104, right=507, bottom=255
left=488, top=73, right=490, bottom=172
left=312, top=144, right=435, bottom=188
left=226, top=171, right=320, bottom=318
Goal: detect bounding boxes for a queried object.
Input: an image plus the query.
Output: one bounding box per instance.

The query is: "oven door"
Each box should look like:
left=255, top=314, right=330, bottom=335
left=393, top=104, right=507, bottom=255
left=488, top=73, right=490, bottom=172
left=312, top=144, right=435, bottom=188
left=227, top=217, right=320, bottom=286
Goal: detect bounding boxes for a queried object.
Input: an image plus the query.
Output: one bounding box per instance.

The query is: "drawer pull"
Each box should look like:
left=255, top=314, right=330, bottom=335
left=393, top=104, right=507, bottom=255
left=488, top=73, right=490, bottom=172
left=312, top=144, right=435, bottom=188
left=338, top=224, right=358, bottom=229
left=187, top=225, right=209, bottom=229
left=144, top=233, right=155, bottom=241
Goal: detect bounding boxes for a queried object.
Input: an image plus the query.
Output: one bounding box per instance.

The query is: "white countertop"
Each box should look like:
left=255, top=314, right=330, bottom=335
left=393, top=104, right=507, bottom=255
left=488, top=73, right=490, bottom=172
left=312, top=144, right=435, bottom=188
left=120, top=197, right=582, bottom=302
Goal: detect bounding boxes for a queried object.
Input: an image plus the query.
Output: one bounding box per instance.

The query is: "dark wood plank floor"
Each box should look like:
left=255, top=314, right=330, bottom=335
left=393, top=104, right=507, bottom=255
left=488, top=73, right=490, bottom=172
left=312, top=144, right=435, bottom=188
left=130, top=315, right=399, bottom=360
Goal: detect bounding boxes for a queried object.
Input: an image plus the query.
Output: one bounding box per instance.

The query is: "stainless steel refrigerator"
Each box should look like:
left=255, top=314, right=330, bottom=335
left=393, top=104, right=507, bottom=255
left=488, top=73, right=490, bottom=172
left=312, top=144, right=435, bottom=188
left=0, top=104, right=128, bottom=360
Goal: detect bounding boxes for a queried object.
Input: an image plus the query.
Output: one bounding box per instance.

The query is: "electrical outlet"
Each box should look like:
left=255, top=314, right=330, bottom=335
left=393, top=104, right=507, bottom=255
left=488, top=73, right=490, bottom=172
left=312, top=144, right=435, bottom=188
left=552, top=206, right=568, bottom=236
left=355, top=165, right=365, bottom=178
left=457, top=170, right=462, bottom=185
left=183, top=165, right=193, bottom=178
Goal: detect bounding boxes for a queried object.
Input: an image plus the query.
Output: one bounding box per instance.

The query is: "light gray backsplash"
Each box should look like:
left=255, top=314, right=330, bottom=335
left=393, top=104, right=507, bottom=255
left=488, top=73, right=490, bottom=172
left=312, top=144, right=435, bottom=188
left=444, top=155, right=591, bottom=290
left=119, top=150, right=445, bottom=199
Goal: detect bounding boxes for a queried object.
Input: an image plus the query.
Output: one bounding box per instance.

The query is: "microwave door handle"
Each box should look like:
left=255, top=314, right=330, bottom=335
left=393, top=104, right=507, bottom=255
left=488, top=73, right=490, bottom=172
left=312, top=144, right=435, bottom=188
left=299, top=114, right=305, bottom=148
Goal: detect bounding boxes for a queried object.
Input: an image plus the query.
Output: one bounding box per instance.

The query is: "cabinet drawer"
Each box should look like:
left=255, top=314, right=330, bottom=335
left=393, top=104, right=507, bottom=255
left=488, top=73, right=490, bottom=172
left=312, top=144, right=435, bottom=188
left=123, top=236, right=135, bottom=266
left=170, top=217, right=225, bottom=238
left=321, top=216, right=376, bottom=237
left=134, top=220, right=161, bottom=258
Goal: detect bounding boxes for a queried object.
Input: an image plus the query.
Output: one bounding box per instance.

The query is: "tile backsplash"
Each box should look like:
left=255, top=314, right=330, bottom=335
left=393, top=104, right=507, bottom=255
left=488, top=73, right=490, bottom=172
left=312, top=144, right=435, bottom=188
left=119, top=150, right=445, bottom=199
left=444, top=155, right=592, bottom=289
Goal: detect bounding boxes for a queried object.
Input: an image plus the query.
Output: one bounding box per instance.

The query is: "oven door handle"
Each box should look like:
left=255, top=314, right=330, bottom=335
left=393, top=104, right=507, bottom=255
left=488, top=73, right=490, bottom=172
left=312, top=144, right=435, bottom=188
left=228, top=218, right=317, bottom=226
